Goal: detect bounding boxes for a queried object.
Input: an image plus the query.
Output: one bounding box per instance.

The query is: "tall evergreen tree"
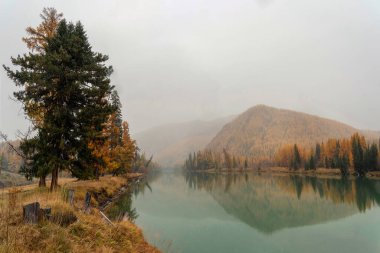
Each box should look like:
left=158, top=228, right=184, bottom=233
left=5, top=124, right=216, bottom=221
left=292, top=144, right=301, bottom=170
left=309, top=155, right=316, bottom=170
left=315, top=143, right=321, bottom=165
left=110, top=90, right=123, bottom=146
left=4, top=20, right=115, bottom=190
left=351, top=133, right=365, bottom=176
left=340, top=152, right=350, bottom=176
left=333, top=141, right=341, bottom=169
left=15, top=8, right=63, bottom=187
left=366, top=143, right=378, bottom=171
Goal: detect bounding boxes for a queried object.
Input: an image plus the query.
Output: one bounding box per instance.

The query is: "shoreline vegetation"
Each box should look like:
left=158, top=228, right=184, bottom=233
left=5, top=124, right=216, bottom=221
left=187, top=167, right=380, bottom=179
left=184, top=133, right=380, bottom=178
left=0, top=174, right=160, bottom=253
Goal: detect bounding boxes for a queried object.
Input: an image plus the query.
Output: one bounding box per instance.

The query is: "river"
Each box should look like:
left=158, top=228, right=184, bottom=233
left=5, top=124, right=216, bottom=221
left=106, top=171, right=380, bottom=253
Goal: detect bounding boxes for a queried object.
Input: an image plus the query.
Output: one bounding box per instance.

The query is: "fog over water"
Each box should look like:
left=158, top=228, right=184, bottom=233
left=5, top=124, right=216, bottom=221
left=1, top=0, right=380, bottom=138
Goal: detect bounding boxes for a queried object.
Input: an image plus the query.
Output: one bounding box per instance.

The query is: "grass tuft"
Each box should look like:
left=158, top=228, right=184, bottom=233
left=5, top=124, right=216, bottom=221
left=0, top=175, right=159, bottom=253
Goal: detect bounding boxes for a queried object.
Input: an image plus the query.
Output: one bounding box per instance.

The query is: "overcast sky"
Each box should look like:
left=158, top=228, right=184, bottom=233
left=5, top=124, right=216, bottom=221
left=1, top=0, right=380, bottom=138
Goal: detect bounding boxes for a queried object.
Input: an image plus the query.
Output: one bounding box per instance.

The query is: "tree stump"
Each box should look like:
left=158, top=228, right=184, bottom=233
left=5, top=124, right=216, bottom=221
left=38, top=207, right=52, bottom=221
left=23, top=202, right=40, bottom=224
left=23, top=202, right=52, bottom=223
left=84, top=192, right=91, bottom=213
left=67, top=189, right=75, bottom=206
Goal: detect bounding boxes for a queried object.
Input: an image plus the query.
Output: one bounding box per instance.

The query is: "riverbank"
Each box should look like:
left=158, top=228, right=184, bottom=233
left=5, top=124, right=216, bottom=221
left=0, top=174, right=160, bottom=253
left=187, top=167, right=380, bottom=179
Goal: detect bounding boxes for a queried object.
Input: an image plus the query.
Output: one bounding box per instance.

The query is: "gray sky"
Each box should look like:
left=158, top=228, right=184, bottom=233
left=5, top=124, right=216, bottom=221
left=1, top=0, right=380, bottom=138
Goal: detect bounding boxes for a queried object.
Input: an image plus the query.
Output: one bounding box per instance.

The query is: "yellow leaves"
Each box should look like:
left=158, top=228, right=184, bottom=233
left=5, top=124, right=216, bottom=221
left=88, top=114, right=136, bottom=175
left=22, top=8, right=63, bottom=53
left=276, top=132, right=369, bottom=169
left=275, top=144, right=294, bottom=167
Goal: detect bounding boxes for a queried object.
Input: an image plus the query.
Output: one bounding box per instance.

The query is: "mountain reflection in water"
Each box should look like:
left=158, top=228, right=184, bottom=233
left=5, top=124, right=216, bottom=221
left=107, top=172, right=380, bottom=235
left=184, top=173, right=380, bottom=233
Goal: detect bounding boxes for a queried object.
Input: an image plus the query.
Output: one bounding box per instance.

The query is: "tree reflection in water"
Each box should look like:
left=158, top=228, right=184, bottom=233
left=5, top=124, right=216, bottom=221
left=184, top=172, right=380, bottom=233
left=105, top=171, right=161, bottom=222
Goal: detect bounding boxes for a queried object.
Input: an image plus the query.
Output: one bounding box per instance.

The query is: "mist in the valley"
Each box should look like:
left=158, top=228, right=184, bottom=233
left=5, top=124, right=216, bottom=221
left=1, top=0, right=380, bottom=138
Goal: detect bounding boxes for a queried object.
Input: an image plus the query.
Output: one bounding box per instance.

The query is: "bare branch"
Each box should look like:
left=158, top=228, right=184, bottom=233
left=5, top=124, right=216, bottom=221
left=0, top=131, right=26, bottom=159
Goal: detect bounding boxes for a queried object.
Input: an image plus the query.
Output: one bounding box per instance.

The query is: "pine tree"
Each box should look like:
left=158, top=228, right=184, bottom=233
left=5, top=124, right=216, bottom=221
left=4, top=20, right=115, bottom=190
left=367, top=143, right=378, bottom=171
left=340, top=152, right=350, bottom=176
left=292, top=144, right=301, bottom=170
left=333, top=141, right=341, bottom=169
left=315, top=143, right=321, bottom=164
left=351, top=133, right=365, bottom=176
left=12, top=8, right=64, bottom=187
left=309, top=155, right=316, bottom=170
left=110, top=90, right=123, bottom=146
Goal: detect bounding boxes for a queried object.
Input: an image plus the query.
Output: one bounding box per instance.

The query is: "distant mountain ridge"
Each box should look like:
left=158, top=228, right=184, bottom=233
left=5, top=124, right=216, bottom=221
left=207, top=105, right=380, bottom=159
left=133, top=105, right=380, bottom=168
left=133, top=116, right=235, bottom=168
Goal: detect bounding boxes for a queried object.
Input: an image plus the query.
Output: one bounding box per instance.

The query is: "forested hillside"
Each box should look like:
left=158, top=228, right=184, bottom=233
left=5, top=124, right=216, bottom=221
left=207, top=105, right=380, bottom=161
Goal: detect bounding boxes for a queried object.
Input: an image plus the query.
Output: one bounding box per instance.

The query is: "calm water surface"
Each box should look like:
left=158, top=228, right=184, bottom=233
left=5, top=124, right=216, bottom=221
left=107, top=172, right=380, bottom=253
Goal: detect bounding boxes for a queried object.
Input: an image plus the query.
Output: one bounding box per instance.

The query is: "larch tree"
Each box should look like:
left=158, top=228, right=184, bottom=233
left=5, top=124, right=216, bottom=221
left=92, top=90, right=136, bottom=176
left=116, top=121, right=136, bottom=174
left=22, top=7, right=63, bottom=53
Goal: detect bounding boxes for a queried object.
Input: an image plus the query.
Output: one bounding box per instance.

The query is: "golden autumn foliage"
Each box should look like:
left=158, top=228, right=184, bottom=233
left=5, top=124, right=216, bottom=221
left=207, top=105, right=380, bottom=162
left=22, top=7, right=63, bottom=52
left=21, top=8, right=63, bottom=128
left=89, top=114, right=136, bottom=176
left=275, top=132, right=379, bottom=173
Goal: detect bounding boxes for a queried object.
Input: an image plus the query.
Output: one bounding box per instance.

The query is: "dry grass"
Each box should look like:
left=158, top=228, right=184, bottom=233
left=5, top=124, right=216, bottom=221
left=0, top=175, right=159, bottom=253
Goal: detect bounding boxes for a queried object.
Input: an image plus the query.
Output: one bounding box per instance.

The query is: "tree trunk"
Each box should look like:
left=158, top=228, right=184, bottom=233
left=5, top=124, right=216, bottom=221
left=50, top=167, right=59, bottom=191
left=95, top=167, right=99, bottom=180
left=39, top=175, right=46, bottom=187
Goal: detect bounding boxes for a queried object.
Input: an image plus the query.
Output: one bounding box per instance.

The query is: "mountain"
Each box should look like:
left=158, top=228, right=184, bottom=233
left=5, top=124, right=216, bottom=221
left=133, top=116, right=235, bottom=168
left=207, top=105, right=380, bottom=159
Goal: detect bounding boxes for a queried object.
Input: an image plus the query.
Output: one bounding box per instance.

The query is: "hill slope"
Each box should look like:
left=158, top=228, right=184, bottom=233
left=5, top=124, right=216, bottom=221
left=207, top=105, right=380, bottom=159
left=0, top=140, right=22, bottom=172
left=133, top=116, right=235, bottom=168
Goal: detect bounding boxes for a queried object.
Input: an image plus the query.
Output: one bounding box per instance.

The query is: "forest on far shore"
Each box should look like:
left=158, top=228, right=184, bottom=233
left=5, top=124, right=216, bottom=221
left=184, top=133, right=379, bottom=177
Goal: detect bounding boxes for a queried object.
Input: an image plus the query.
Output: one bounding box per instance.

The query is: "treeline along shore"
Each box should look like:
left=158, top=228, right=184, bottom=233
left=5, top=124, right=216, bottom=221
left=184, top=133, right=380, bottom=178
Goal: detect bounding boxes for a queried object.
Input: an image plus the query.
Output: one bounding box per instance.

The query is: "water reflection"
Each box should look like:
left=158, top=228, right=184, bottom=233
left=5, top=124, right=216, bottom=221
left=184, top=173, right=380, bottom=233
left=105, top=172, right=160, bottom=222
left=107, top=171, right=380, bottom=234
left=106, top=187, right=139, bottom=222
